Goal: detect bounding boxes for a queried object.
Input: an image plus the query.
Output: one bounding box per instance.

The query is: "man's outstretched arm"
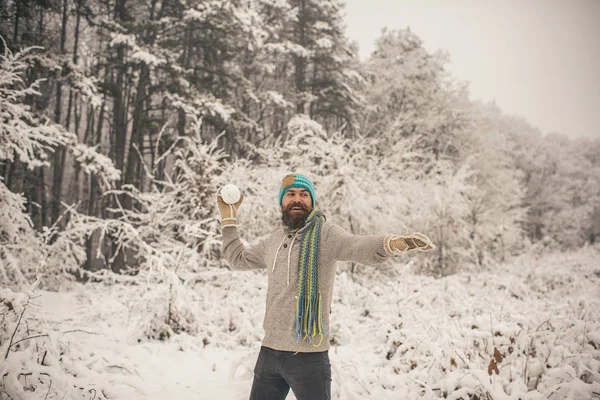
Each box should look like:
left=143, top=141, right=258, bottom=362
left=217, top=188, right=266, bottom=271
left=327, top=223, right=435, bottom=264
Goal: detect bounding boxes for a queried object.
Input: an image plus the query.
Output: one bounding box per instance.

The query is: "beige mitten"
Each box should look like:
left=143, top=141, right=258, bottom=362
left=385, top=232, right=435, bottom=256
left=216, top=187, right=244, bottom=228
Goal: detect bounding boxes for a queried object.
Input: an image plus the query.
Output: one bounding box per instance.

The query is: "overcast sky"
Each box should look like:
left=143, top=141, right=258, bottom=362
left=343, top=0, right=600, bottom=139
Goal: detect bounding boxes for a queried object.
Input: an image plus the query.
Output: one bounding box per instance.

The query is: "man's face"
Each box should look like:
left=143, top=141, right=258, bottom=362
left=281, top=188, right=313, bottom=229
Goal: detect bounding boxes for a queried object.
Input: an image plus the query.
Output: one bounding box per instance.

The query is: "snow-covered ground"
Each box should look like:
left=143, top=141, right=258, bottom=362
left=2, top=246, right=600, bottom=399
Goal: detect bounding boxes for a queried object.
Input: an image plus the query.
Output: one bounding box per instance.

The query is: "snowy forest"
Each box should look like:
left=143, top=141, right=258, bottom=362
left=1, top=0, right=599, bottom=399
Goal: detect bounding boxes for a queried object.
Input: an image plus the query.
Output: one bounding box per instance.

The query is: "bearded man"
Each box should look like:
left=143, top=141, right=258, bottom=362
left=217, top=173, right=435, bottom=400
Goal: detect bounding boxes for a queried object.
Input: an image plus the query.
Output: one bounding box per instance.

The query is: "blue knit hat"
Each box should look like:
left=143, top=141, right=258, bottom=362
left=279, top=173, right=315, bottom=208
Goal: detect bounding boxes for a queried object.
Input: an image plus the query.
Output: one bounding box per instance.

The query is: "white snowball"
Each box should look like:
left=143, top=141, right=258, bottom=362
left=221, top=184, right=241, bottom=204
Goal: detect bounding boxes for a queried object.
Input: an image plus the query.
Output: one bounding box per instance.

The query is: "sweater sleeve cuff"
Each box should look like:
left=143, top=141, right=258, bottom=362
left=221, top=225, right=240, bottom=239
left=383, top=234, right=394, bottom=257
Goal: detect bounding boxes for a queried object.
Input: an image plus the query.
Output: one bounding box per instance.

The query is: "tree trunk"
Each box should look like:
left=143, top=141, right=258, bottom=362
left=27, top=170, right=39, bottom=228
left=74, top=99, right=90, bottom=206
left=13, top=0, right=20, bottom=44
left=27, top=168, right=48, bottom=230
left=6, top=155, right=25, bottom=195
left=294, top=0, right=307, bottom=114
left=95, top=100, right=107, bottom=220
left=51, top=147, right=66, bottom=225
left=109, top=0, right=129, bottom=273
left=37, top=1, right=44, bottom=44
left=112, top=59, right=127, bottom=174
left=51, top=0, right=70, bottom=226
left=69, top=3, right=83, bottom=206
left=84, top=103, right=105, bottom=271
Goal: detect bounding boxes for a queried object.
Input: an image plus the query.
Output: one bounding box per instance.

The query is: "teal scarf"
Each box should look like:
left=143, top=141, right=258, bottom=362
left=285, top=209, right=326, bottom=346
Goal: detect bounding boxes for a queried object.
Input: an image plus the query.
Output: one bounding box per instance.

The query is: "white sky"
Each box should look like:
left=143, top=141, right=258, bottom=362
left=343, top=0, right=600, bottom=139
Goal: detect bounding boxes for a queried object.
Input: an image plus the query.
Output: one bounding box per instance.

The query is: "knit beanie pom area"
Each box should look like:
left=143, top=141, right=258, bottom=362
left=279, top=173, right=316, bottom=208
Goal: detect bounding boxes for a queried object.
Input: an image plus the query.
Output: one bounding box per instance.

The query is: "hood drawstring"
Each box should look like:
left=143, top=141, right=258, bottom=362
left=286, top=231, right=299, bottom=285
left=271, top=231, right=300, bottom=287
left=271, top=235, right=287, bottom=273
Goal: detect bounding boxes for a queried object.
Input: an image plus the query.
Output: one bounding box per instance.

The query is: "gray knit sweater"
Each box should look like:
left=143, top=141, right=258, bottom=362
left=222, top=221, right=389, bottom=352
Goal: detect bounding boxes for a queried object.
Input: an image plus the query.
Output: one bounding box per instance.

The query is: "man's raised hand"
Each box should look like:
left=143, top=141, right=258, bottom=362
left=216, top=187, right=244, bottom=228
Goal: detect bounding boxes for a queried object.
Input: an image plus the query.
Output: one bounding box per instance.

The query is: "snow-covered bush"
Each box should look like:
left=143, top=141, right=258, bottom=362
left=0, top=285, right=145, bottom=399
left=127, top=272, right=201, bottom=341
left=353, top=245, right=600, bottom=400
left=0, top=288, right=55, bottom=399
left=0, top=181, right=42, bottom=287
left=122, top=268, right=266, bottom=348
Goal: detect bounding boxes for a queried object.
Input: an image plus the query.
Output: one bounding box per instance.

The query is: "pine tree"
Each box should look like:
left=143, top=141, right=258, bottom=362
left=361, top=28, right=467, bottom=153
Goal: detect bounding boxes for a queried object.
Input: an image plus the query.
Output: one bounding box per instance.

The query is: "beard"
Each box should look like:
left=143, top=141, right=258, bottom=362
left=281, top=202, right=311, bottom=230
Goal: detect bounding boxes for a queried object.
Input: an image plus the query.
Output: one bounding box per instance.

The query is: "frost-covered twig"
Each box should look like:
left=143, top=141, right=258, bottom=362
left=168, top=242, right=190, bottom=326
left=63, top=329, right=99, bottom=335
left=133, top=142, right=155, bottom=182
left=152, top=122, right=169, bottom=172
left=449, top=341, right=469, bottom=366
left=405, top=374, right=436, bottom=396
left=498, top=276, right=513, bottom=319
left=9, top=333, right=49, bottom=350
left=44, top=378, right=52, bottom=400
left=349, top=374, right=371, bottom=395
left=4, top=298, right=29, bottom=359
left=581, top=319, right=588, bottom=352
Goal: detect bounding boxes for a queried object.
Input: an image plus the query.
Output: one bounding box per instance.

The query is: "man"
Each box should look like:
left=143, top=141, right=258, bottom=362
left=217, top=173, right=435, bottom=400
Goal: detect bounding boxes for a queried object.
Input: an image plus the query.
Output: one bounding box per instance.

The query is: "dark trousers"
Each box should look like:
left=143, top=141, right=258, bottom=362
left=249, top=346, right=331, bottom=400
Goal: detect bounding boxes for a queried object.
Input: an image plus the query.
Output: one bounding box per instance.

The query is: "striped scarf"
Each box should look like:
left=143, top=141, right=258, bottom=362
left=284, top=208, right=326, bottom=346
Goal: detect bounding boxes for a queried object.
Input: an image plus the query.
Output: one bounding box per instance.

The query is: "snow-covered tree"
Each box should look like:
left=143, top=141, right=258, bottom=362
left=292, top=0, right=364, bottom=130
left=361, top=28, right=467, bottom=150
left=461, top=102, right=529, bottom=265
left=537, top=134, right=600, bottom=248
left=499, top=112, right=600, bottom=249
left=0, top=44, right=119, bottom=286
left=250, top=0, right=364, bottom=134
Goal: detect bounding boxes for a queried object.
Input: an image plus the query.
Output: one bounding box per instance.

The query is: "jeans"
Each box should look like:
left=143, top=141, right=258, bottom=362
left=249, top=346, right=331, bottom=400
